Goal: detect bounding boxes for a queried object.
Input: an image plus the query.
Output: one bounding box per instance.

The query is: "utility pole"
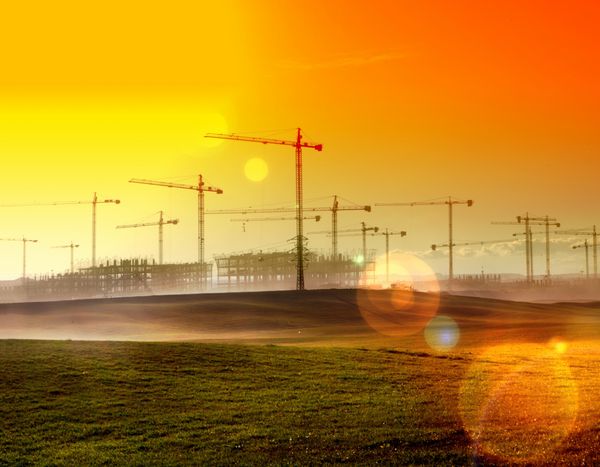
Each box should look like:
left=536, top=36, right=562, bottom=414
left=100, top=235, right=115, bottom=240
left=376, top=196, right=473, bottom=282
left=205, top=129, right=323, bottom=291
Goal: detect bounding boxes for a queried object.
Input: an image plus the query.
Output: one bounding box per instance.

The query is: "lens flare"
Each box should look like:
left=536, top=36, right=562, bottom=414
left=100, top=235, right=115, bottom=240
left=424, top=315, right=460, bottom=351
left=356, top=253, right=440, bottom=337
left=244, top=157, right=269, bottom=182
left=460, top=344, right=579, bottom=464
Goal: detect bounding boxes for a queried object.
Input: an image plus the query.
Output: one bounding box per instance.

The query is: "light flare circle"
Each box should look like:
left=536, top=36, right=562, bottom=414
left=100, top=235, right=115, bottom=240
left=356, top=252, right=440, bottom=337
left=244, top=157, right=269, bottom=182
left=459, top=343, right=579, bottom=464
left=424, top=315, right=460, bottom=352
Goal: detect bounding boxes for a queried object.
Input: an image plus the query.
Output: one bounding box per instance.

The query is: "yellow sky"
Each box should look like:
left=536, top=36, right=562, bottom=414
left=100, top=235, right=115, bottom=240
left=1, top=1, right=599, bottom=279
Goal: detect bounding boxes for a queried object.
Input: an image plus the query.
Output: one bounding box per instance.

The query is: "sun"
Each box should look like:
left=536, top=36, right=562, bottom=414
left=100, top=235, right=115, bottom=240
left=244, top=157, right=269, bottom=182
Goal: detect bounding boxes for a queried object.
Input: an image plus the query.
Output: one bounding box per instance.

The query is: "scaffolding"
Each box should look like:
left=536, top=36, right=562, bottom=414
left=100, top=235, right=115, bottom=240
left=214, top=251, right=372, bottom=291
left=0, top=259, right=212, bottom=301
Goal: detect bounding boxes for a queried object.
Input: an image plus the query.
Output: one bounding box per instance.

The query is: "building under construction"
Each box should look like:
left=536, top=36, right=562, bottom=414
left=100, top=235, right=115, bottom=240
left=214, top=251, right=373, bottom=291
left=0, top=259, right=212, bottom=302
left=0, top=251, right=376, bottom=301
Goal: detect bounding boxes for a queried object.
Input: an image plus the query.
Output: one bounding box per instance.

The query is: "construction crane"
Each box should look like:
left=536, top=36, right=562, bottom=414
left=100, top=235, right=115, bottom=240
left=0, top=237, right=38, bottom=278
left=573, top=240, right=590, bottom=278
left=520, top=215, right=560, bottom=280
left=376, top=196, right=473, bottom=282
left=431, top=238, right=517, bottom=250
left=310, top=222, right=379, bottom=266
left=207, top=195, right=370, bottom=262
left=492, top=214, right=559, bottom=282
left=116, top=211, right=179, bottom=265
left=0, top=193, right=120, bottom=268
left=512, top=230, right=548, bottom=279
left=556, top=225, right=598, bottom=278
left=493, top=218, right=534, bottom=281
left=129, top=175, right=222, bottom=276
left=205, top=129, right=323, bottom=291
left=375, top=229, right=407, bottom=284
left=52, top=242, right=80, bottom=274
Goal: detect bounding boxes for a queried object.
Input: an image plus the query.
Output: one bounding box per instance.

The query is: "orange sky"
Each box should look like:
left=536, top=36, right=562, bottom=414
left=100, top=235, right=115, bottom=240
left=1, top=1, right=599, bottom=279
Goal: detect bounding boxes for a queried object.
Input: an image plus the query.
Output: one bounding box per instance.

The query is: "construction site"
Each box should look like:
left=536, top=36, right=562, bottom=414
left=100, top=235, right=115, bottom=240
left=1, top=129, right=599, bottom=303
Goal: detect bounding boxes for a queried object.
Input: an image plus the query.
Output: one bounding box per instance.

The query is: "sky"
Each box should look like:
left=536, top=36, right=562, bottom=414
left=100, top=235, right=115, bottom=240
left=1, top=1, right=599, bottom=280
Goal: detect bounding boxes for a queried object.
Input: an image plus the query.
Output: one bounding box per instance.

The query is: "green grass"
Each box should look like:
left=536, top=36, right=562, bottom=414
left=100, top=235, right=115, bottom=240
left=0, top=340, right=598, bottom=465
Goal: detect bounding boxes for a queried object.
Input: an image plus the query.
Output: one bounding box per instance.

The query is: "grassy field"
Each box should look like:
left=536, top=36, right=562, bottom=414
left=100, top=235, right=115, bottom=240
left=1, top=338, right=598, bottom=465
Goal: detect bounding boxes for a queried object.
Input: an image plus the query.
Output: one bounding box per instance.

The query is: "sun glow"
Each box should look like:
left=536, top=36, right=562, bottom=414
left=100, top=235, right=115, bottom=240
left=244, top=157, right=269, bottom=182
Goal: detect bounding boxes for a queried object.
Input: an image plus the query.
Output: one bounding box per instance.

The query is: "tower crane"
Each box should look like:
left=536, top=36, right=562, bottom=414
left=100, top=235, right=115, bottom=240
left=207, top=195, right=370, bottom=262
left=0, top=193, right=120, bottom=268
left=519, top=215, right=560, bottom=280
left=376, top=196, right=473, bottom=282
left=129, top=175, right=222, bottom=280
left=205, top=129, right=323, bottom=291
left=116, top=211, right=179, bottom=265
left=375, top=229, right=407, bottom=284
left=0, top=237, right=38, bottom=278
left=52, top=242, right=80, bottom=274
left=492, top=214, right=559, bottom=282
left=556, top=225, right=598, bottom=278
left=573, top=240, right=590, bottom=278
left=309, top=222, right=379, bottom=266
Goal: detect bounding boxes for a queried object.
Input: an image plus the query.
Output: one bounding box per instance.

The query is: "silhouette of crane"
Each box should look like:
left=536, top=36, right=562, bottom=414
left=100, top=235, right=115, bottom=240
left=116, top=211, right=178, bottom=265
left=492, top=214, right=559, bottom=281
left=0, top=237, right=38, bottom=278
left=52, top=242, right=80, bottom=273
left=556, top=225, right=598, bottom=278
left=129, top=175, right=222, bottom=277
left=207, top=195, right=369, bottom=262
left=0, top=193, right=120, bottom=268
left=205, top=129, right=323, bottom=290
left=573, top=240, right=591, bottom=278
left=376, top=196, right=473, bottom=282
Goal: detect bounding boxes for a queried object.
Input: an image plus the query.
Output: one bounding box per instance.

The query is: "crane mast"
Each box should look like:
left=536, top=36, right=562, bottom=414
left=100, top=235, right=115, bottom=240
left=205, top=128, right=323, bottom=291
